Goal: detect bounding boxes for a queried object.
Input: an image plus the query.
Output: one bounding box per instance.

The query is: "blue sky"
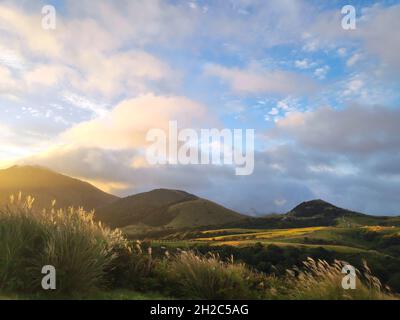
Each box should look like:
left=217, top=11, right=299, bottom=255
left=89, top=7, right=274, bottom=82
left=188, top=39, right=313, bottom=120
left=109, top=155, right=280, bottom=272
left=0, top=0, right=400, bottom=215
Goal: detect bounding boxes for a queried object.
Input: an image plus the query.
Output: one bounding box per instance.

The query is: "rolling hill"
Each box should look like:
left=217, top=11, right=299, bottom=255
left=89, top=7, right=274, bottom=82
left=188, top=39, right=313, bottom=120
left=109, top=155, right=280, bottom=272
left=2, top=165, right=398, bottom=232
left=287, top=199, right=363, bottom=218
left=219, top=199, right=400, bottom=230
left=0, top=165, right=118, bottom=210
left=285, top=199, right=400, bottom=227
left=95, top=189, right=247, bottom=228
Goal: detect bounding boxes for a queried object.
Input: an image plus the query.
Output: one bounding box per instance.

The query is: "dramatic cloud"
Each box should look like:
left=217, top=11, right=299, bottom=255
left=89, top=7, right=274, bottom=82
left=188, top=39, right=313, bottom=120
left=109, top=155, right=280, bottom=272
left=263, top=104, right=400, bottom=214
left=1, top=1, right=399, bottom=216
left=271, top=104, right=400, bottom=155
left=0, top=2, right=180, bottom=101
left=20, top=93, right=219, bottom=194
left=357, top=4, right=400, bottom=70
left=309, top=4, right=400, bottom=72
left=23, top=145, right=314, bottom=214
left=21, top=103, right=400, bottom=216
left=61, top=94, right=216, bottom=149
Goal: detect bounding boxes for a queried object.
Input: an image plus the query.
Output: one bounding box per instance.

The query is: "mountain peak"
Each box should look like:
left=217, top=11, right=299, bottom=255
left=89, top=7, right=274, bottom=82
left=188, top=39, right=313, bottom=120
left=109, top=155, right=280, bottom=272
left=288, top=199, right=359, bottom=218
left=6, top=164, right=52, bottom=172
left=96, top=188, right=245, bottom=229
left=149, top=188, right=196, bottom=196
left=0, top=165, right=118, bottom=210
left=300, top=199, right=335, bottom=207
left=124, top=188, right=198, bottom=204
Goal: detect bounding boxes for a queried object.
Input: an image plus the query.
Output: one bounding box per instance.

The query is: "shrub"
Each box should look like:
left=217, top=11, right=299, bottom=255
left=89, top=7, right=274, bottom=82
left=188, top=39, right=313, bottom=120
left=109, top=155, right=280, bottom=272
left=164, top=251, right=266, bottom=299
left=106, top=240, right=159, bottom=290
left=0, top=194, right=128, bottom=294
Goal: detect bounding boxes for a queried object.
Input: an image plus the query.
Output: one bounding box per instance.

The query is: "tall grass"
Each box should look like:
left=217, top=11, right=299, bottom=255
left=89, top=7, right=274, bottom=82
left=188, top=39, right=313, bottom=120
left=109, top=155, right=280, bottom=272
left=0, top=194, right=128, bottom=294
left=107, top=240, right=159, bottom=290
left=164, top=251, right=266, bottom=299
left=158, top=251, right=397, bottom=300
left=280, top=257, right=396, bottom=300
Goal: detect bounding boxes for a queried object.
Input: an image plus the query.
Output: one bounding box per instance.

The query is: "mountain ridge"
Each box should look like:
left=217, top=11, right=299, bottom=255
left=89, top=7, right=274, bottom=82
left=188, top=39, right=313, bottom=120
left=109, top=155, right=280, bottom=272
left=1, top=165, right=396, bottom=231
left=95, top=188, right=247, bottom=228
left=0, top=165, right=118, bottom=210
left=287, top=199, right=364, bottom=218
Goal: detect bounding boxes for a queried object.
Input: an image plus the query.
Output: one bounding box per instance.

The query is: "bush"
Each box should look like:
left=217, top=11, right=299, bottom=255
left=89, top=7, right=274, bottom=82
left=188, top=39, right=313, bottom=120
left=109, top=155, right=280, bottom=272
left=164, top=251, right=266, bottom=299
left=106, top=240, right=159, bottom=291
left=0, top=194, right=128, bottom=294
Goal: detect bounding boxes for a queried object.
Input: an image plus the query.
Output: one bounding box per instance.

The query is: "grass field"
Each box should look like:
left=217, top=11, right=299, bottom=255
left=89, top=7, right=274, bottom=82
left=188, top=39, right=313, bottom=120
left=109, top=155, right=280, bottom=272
left=3, top=195, right=399, bottom=299
left=148, top=225, right=400, bottom=256
left=196, top=226, right=329, bottom=241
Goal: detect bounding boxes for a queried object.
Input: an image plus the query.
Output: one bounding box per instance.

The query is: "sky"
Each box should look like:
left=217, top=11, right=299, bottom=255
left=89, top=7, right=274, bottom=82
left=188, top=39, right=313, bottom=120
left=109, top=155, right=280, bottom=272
left=0, top=0, right=400, bottom=215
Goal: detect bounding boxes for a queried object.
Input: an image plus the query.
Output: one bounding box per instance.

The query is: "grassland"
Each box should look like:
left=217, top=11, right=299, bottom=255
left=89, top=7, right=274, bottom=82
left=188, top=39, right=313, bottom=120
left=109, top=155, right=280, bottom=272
left=140, top=225, right=400, bottom=254
left=142, top=224, right=400, bottom=295
left=2, top=194, right=400, bottom=299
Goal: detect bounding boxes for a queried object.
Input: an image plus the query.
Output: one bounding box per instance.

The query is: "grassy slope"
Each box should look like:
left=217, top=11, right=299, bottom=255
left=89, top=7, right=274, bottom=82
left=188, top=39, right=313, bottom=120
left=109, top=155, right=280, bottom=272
left=97, top=189, right=246, bottom=229
left=165, top=198, right=245, bottom=228
left=151, top=225, right=400, bottom=255
left=0, top=165, right=118, bottom=210
left=140, top=200, right=400, bottom=257
left=339, top=215, right=400, bottom=227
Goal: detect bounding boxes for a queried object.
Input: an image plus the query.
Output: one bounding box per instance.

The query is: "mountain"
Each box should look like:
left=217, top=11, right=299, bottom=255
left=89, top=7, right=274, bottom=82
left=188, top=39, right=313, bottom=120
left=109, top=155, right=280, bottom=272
left=0, top=165, right=118, bottom=210
left=2, top=165, right=397, bottom=231
left=284, top=199, right=400, bottom=227
left=95, top=189, right=247, bottom=228
left=287, top=199, right=363, bottom=219
left=223, top=199, right=376, bottom=229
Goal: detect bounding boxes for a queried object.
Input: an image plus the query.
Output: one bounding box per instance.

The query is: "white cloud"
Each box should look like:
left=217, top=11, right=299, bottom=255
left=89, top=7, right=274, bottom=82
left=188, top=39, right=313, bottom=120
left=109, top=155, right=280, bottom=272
left=66, top=50, right=179, bottom=99
left=268, top=108, right=279, bottom=115
left=294, top=59, right=315, bottom=69
left=0, top=1, right=399, bottom=216
left=314, top=66, right=330, bottom=80
left=0, top=4, right=62, bottom=57
left=302, top=39, right=320, bottom=52
left=0, top=47, right=26, bottom=70
left=0, top=65, right=17, bottom=92
left=23, top=65, right=69, bottom=88
left=310, top=4, right=400, bottom=72
left=61, top=93, right=215, bottom=149
left=357, top=4, right=400, bottom=70
left=270, top=104, right=400, bottom=155
left=346, top=53, right=361, bottom=67
left=204, top=63, right=317, bottom=95
left=342, top=78, right=364, bottom=97
left=0, top=3, right=181, bottom=102
left=61, top=92, right=108, bottom=118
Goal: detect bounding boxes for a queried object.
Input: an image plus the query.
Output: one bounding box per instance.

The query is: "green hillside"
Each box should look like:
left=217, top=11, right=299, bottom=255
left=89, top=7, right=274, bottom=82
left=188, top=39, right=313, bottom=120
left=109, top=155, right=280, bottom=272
left=0, top=165, right=118, bottom=210
left=1, top=166, right=400, bottom=296
left=223, top=199, right=400, bottom=229
left=95, top=189, right=246, bottom=228
left=165, top=198, right=246, bottom=228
